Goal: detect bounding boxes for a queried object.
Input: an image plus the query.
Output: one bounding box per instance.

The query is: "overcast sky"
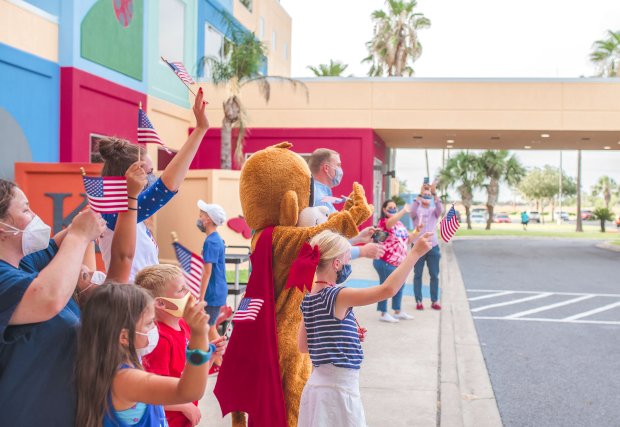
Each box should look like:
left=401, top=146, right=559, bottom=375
left=279, top=0, right=620, bottom=201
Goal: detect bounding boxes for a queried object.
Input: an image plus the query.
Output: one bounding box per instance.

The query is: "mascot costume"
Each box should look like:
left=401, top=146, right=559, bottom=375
left=215, top=143, right=372, bottom=426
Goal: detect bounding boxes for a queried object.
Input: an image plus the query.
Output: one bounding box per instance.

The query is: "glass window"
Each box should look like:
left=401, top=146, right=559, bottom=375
left=159, top=0, right=185, bottom=61
left=89, top=134, right=108, bottom=163
left=203, top=25, right=227, bottom=78
left=258, top=16, right=265, bottom=39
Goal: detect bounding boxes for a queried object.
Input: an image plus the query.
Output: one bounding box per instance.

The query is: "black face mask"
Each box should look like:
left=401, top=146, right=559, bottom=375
left=196, top=219, right=206, bottom=233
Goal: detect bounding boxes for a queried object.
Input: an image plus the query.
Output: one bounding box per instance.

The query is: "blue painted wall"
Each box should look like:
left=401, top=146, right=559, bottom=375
left=0, top=43, right=60, bottom=163
left=23, top=0, right=60, bottom=16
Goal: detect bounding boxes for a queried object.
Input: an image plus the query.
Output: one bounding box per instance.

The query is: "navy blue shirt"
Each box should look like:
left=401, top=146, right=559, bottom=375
left=0, top=240, right=81, bottom=426
left=201, top=232, right=227, bottom=306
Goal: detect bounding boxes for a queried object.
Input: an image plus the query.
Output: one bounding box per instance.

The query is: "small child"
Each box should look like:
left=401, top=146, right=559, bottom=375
left=297, top=230, right=433, bottom=426
left=196, top=200, right=228, bottom=374
left=136, top=264, right=216, bottom=427
left=75, top=284, right=214, bottom=427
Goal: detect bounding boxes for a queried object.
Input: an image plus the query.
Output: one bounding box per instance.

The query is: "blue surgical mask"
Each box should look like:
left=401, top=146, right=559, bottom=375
left=422, top=195, right=433, bottom=200
left=336, top=263, right=352, bottom=284
left=387, top=208, right=397, bottom=214
left=144, top=172, right=157, bottom=190
left=196, top=219, right=206, bottom=233
left=331, top=166, right=343, bottom=187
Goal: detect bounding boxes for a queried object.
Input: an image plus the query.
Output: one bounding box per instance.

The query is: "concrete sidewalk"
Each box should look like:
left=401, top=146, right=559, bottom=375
left=198, top=243, right=501, bottom=426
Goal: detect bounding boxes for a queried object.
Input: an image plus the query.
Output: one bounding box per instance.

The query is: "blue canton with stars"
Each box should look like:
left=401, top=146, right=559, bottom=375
left=102, top=177, right=177, bottom=230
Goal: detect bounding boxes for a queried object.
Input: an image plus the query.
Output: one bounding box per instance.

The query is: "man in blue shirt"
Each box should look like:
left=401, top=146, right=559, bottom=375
left=197, top=200, right=228, bottom=374
left=308, top=149, right=384, bottom=260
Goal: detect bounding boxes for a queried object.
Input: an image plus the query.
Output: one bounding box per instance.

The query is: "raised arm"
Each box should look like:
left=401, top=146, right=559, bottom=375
left=112, top=298, right=211, bottom=405
left=106, top=162, right=147, bottom=283
left=333, top=232, right=434, bottom=318
left=10, top=209, right=106, bottom=325
left=160, top=88, right=209, bottom=192
left=386, top=204, right=410, bottom=230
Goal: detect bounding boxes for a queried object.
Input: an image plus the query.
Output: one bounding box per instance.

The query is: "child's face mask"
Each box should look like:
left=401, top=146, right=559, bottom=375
left=157, top=291, right=191, bottom=318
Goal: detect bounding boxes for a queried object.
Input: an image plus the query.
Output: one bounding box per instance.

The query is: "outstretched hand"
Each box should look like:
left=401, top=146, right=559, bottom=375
left=125, top=161, right=147, bottom=198
left=193, top=87, right=209, bottom=130
left=412, top=231, right=434, bottom=257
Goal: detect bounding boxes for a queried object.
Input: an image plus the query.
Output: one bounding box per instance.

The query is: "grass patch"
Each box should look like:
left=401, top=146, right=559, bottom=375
left=226, top=269, right=249, bottom=283
left=456, top=222, right=620, bottom=241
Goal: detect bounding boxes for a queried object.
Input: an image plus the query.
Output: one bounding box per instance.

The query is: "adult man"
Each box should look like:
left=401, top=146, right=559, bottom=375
left=308, top=148, right=384, bottom=260
left=410, top=181, right=443, bottom=310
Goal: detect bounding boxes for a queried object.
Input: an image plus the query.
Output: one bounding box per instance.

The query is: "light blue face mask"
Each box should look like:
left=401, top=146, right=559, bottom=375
left=336, top=264, right=352, bottom=284
left=331, top=167, right=343, bottom=187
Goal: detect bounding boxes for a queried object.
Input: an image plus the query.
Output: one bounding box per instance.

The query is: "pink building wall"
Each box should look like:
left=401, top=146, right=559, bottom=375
left=189, top=128, right=387, bottom=209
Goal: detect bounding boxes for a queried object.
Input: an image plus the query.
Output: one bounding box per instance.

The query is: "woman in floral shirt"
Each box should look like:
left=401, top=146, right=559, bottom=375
left=373, top=200, right=421, bottom=323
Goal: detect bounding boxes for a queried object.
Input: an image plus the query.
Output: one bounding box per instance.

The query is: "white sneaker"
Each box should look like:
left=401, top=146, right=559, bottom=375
left=379, top=313, right=399, bottom=323
left=394, top=311, right=414, bottom=320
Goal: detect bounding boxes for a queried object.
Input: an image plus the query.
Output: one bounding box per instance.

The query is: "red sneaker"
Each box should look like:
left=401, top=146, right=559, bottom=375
left=209, top=364, right=220, bottom=376
left=431, top=302, right=442, bottom=310
left=215, top=306, right=233, bottom=327
left=416, top=302, right=424, bottom=310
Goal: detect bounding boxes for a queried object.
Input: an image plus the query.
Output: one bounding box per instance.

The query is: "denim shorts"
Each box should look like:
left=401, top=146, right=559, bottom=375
left=205, top=305, right=221, bottom=326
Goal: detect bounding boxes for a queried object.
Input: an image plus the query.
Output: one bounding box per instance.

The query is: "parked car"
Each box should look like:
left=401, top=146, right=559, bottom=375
left=528, top=211, right=541, bottom=223
left=471, top=212, right=486, bottom=223
left=581, top=210, right=595, bottom=220
left=494, top=213, right=511, bottom=223
left=616, top=215, right=620, bottom=228
left=556, top=211, right=570, bottom=221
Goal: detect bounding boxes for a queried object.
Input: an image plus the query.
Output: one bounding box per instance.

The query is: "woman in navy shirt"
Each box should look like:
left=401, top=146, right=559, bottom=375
left=0, top=179, right=106, bottom=426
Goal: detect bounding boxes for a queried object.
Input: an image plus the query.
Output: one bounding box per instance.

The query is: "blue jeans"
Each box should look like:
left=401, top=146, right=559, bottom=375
left=373, top=259, right=404, bottom=313
left=413, top=245, right=441, bottom=303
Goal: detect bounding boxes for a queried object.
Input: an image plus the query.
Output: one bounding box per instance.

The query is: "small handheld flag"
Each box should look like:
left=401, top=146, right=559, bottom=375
left=172, top=241, right=204, bottom=298
left=232, top=297, right=264, bottom=322
left=137, top=107, right=171, bottom=153
left=82, top=176, right=128, bottom=213
left=440, top=205, right=460, bottom=242
left=161, top=57, right=195, bottom=85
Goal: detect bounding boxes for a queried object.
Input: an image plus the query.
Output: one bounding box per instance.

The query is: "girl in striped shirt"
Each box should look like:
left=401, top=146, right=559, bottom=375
left=297, top=230, right=433, bottom=427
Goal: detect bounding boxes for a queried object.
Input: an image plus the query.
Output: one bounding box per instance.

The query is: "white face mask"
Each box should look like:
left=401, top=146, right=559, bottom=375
left=0, top=215, right=51, bottom=256
left=136, top=326, right=159, bottom=358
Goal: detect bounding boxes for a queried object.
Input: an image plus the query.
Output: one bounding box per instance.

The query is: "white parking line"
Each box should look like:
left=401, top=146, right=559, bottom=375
left=468, top=291, right=515, bottom=301
left=473, top=316, right=620, bottom=326
left=506, top=295, right=596, bottom=319
left=563, top=301, right=620, bottom=321
left=468, top=289, right=620, bottom=298
left=470, top=293, right=553, bottom=313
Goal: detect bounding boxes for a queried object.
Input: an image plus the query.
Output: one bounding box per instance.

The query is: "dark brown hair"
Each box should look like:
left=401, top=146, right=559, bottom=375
left=0, top=179, right=17, bottom=220
left=98, top=138, right=146, bottom=177
left=75, top=284, right=152, bottom=427
left=307, top=148, right=338, bottom=174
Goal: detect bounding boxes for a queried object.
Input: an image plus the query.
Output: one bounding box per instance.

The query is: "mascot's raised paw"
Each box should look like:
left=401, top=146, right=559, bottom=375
left=343, top=182, right=373, bottom=225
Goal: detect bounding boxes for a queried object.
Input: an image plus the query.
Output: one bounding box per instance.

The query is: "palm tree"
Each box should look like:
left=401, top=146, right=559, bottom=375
left=363, top=0, right=431, bottom=77
left=307, top=60, right=349, bottom=77
left=200, top=29, right=308, bottom=169
left=439, top=152, right=483, bottom=230
left=479, top=150, right=525, bottom=230
left=593, top=207, right=614, bottom=232
left=591, top=176, right=618, bottom=209
left=590, top=30, right=620, bottom=77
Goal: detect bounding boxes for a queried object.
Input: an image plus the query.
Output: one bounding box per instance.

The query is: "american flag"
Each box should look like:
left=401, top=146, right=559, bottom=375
left=137, top=108, right=170, bottom=153
left=163, top=58, right=195, bottom=85
left=232, top=297, right=264, bottom=322
left=82, top=176, right=128, bottom=213
left=173, top=241, right=203, bottom=298
left=440, top=205, right=460, bottom=243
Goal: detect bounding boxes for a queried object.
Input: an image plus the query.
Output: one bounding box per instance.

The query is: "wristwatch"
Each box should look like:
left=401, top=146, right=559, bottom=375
left=186, top=343, right=216, bottom=366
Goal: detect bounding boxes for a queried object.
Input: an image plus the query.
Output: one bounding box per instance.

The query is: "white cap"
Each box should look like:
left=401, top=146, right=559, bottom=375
left=197, top=200, right=227, bottom=226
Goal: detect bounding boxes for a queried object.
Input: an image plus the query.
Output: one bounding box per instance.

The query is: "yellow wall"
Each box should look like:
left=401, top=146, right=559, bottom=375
left=0, top=0, right=58, bottom=62
left=199, top=79, right=620, bottom=132
left=147, top=96, right=194, bottom=152
left=232, top=0, right=291, bottom=77
left=155, top=169, right=249, bottom=265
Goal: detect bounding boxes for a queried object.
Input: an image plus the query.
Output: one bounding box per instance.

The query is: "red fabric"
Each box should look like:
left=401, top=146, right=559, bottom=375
left=142, top=319, right=196, bottom=427
left=285, top=242, right=319, bottom=293
left=214, top=227, right=287, bottom=427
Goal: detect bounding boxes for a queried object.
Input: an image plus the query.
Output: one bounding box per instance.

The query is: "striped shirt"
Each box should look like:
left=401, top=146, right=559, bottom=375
left=300, top=286, right=363, bottom=370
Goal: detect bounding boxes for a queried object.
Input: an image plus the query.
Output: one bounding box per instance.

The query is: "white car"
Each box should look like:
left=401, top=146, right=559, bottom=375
left=471, top=212, right=486, bottom=223
left=528, top=211, right=541, bottom=223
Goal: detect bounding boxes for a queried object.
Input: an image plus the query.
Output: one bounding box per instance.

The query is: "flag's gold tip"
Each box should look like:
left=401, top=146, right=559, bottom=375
left=80, top=167, right=86, bottom=176
left=171, top=231, right=178, bottom=242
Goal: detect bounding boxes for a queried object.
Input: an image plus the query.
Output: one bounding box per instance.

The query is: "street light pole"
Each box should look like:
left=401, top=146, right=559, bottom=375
left=558, top=151, right=563, bottom=224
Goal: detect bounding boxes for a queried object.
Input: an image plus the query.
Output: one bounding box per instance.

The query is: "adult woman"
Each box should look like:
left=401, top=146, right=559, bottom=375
left=373, top=200, right=420, bottom=323
left=98, top=89, right=209, bottom=279
left=0, top=179, right=106, bottom=425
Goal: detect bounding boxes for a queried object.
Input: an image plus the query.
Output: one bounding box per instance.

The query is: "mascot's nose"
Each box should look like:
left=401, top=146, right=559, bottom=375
left=309, top=176, right=315, bottom=207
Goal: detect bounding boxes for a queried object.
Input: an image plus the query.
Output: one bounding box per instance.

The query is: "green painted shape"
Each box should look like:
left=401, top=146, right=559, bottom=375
left=81, top=0, right=144, bottom=81
left=147, top=0, right=196, bottom=108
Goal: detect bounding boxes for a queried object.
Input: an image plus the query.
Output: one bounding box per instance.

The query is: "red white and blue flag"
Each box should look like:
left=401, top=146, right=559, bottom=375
left=82, top=176, right=128, bottom=213
left=137, top=108, right=171, bottom=153
left=440, top=205, right=460, bottom=243
left=162, top=58, right=195, bottom=85
left=172, top=241, right=203, bottom=298
left=232, top=297, right=264, bottom=322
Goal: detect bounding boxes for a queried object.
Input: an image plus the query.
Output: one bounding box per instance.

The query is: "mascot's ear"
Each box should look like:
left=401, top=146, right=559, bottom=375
left=280, top=190, right=299, bottom=226
left=274, top=142, right=292, bottom=150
